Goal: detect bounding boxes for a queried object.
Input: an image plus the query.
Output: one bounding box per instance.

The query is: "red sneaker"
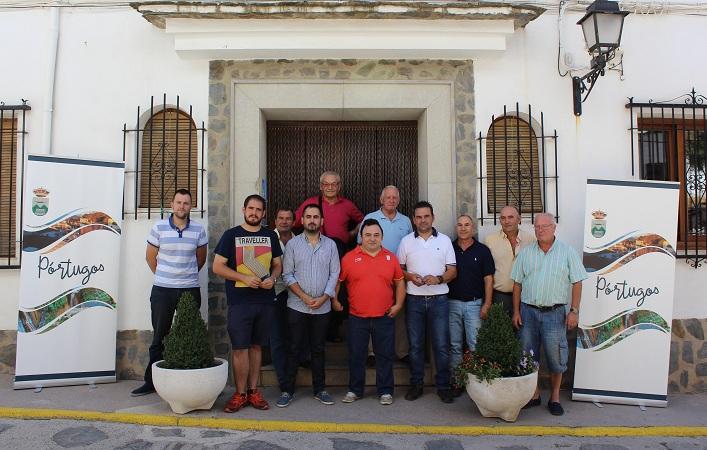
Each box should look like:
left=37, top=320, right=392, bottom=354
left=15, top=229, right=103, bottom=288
left=247, top=389, right=270, bottom=410
left=223, top=392, right=249, bottom=413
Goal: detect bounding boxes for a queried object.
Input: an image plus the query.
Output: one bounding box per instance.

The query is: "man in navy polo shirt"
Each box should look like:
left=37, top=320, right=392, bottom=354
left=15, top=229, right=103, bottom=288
left=448, top=215, right=495, bottom=396
left=131, top=189, right=207, bottom=397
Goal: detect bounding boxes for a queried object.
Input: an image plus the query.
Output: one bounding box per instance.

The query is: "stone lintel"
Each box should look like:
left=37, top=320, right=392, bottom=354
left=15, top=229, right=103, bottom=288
left=131, top=1, right=545, bottom=30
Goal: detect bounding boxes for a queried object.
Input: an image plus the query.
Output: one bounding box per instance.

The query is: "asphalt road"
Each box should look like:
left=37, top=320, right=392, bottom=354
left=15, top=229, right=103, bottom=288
left=1, top=418, right=706, bottom=450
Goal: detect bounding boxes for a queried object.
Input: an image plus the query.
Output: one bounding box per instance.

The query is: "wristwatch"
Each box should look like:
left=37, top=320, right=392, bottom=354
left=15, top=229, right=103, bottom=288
left=437, top=275, right=444, bottom=284
left=569, top=307, right=579, bottom=314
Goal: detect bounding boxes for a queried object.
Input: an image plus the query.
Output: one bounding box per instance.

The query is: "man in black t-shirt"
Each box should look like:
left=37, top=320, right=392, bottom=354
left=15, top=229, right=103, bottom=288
left=214, top=194, right=283, bottom=413
left=448, top=215, right=495, bottom=395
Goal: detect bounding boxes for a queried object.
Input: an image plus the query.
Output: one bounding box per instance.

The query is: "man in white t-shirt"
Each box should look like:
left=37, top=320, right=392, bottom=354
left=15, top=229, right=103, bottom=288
left=396, top=201, right=457, bottom=404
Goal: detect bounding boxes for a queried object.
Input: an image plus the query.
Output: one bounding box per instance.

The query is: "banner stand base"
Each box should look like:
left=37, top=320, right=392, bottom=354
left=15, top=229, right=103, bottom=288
left=14, top=373, right=116, bottom=390
left=572, top=389, right=667, bottom=408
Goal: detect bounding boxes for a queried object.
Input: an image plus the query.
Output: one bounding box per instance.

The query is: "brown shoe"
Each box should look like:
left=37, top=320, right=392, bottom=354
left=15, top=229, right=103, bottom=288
left=248, top=389, right=270, bottom=410
left=223, top=392, right=249, bottom=413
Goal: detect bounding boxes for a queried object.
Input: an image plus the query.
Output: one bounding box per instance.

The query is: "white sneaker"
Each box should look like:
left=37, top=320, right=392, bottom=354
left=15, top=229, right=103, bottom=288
left=341, top=391, right=361, bottom=403
left=379, top=394, right=393, bottom=405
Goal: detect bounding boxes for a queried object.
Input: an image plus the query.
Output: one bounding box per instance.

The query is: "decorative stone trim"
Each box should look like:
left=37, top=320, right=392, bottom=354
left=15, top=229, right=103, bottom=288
left=207, top=58, right=476, bottom=364
left=132, top=1, right=544, bottom=29
left=669, top=318, right=707, bottom=393
left=116, top=330, right=154, bottom=381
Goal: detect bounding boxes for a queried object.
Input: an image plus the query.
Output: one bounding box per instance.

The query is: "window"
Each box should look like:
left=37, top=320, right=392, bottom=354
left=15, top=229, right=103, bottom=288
left=139, top=108, right=199, bottom=209
left=0, top=101, right=29, bottom=267
left=628, top=89, right=707, bottom=267
left=478, top=104, right=558, bottom=225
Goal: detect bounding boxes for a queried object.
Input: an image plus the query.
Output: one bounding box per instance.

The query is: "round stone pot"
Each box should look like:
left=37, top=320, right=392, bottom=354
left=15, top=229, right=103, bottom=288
left=465, top=371, right=538, bottom=422
left=152, top=357, right=228, bottom=414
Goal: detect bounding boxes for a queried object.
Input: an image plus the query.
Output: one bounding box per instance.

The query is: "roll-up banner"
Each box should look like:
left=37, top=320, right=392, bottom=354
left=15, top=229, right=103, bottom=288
left=14, top=155, right=124, bottom=389
left=572, top=179, right=679, bottom=407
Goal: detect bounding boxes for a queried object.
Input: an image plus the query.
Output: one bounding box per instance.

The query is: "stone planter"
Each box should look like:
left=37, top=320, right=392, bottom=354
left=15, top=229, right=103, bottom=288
left=465, top=371, right=538, bottom=422
left=152, top=357, right=228, bottom=414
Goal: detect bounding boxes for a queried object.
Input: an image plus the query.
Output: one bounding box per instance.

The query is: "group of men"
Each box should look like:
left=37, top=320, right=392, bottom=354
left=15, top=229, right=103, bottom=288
left=131, top=170, right=587, bottom=418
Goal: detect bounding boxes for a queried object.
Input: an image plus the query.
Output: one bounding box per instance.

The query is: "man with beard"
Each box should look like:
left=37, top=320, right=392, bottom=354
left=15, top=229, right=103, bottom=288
left=276, top=204, right=340, bottom=408
left=131, top=189, right=207, bottom=397
left=214, top=195, right=283, bottom=413
left=295, top=171, right=364, bottom=343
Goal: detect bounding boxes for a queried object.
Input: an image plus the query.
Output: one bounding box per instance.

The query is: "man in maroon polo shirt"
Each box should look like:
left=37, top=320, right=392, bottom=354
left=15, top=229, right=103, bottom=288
left=295, top=170, right=364, bottom=342
left=295, top=171, right=364, bottom=251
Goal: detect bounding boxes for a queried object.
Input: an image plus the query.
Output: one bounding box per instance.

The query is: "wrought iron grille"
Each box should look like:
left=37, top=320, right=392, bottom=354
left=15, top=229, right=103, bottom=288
left=122, top=95, right=206, bottom=220
left=627, top=88, right=707, bottom=268
left=0, top=100, right=29, bottom=269
left=477, top=103, right=559, bottom=225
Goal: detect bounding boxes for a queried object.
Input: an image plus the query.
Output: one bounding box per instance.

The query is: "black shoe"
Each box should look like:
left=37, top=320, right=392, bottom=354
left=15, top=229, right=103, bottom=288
left=130, top=383, right=155, bottom=397
left=548, top=400, right=564, bottom=416
left=366, top=354, right=376, bottom=368
left=405, top=385, right=423, bottom=401
left=437, top=389, right=454, bottom=404
left=452, top=386, right=464, bottom=398
left=522, top=396, right=541, bottom=409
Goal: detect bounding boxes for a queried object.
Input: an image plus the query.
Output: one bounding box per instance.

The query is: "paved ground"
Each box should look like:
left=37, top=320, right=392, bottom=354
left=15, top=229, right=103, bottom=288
left=1, top=375, right=706, bottom=448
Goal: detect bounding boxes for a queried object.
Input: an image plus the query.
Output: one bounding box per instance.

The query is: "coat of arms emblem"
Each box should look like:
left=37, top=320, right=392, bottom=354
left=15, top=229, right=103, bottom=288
left=32, top=187, right=50, bottom=216
left=591, top=210, right=607, bottom=238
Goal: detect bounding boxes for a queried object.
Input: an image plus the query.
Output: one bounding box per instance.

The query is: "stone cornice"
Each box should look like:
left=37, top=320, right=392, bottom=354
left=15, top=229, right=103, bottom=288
left=131, top=1, right=545, bottom=29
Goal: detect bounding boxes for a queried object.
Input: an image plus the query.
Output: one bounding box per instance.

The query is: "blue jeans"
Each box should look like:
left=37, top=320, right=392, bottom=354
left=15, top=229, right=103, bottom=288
left=448, top=298, right=482, bottom=371
left=348, top=315, right=395, bottom=396
left=406, top=294, right=451, bottom=389
left=519, top=302, right=568, bottom=373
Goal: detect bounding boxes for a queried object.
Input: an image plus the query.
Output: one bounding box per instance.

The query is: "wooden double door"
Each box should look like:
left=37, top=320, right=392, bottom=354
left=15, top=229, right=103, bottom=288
left=266, top=121, right=418, bottom=225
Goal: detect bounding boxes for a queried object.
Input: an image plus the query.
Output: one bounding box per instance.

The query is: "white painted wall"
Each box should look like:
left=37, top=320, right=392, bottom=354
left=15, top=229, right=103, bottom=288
left=1, top=5, right=705, bottom=332
left=0, top=6, right=209, bottom=330
left=474, top=11, right=707, bottom=319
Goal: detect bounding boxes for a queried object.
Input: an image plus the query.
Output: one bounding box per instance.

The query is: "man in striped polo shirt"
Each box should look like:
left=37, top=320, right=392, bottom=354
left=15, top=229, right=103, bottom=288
left=131, top=189, right=207, bottom=397
left=511, top=212, right=587, bottom=416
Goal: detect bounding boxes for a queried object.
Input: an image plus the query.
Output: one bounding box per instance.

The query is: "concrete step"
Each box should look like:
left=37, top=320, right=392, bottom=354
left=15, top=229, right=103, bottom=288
left=260, top=362, right=434, bottom=387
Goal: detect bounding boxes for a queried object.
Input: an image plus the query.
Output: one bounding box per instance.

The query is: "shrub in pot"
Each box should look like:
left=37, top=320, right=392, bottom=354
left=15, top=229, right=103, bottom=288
left=453, top=303, right=538, bottom=422
left=152, top=292, right=228, bottom=414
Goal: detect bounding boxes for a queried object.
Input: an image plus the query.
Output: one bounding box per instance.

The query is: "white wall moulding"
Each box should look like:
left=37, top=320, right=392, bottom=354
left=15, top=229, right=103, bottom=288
left=132, top=1, right=544, bottom=59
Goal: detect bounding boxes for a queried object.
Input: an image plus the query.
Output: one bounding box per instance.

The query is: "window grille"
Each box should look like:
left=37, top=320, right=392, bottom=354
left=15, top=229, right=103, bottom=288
left=122, top=95, right=206, bottom=219
left=627, top=88, right=707, bottom=268
left=0, top=101, right=29, bottom=269
left=477, top=103, right=559, bottom=225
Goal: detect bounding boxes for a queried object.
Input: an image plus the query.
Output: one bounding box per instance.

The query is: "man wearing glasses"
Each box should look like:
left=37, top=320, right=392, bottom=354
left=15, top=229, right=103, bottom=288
left=511, top=213, right=587, bottom=417
left=295, top=171, right=364, bottom=342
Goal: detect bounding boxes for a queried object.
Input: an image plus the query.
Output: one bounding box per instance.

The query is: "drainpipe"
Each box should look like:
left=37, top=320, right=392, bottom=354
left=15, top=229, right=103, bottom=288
left=42, top=2, right=60, bottom=155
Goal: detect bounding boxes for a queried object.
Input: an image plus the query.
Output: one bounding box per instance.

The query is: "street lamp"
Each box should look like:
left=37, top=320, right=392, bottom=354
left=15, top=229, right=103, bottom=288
left=572, top=0, right=629, bottom=116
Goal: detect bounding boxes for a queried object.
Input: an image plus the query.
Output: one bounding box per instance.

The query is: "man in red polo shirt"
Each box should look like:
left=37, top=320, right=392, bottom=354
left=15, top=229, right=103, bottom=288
left=296, top=170, right=364, bottom=342
left=333, top=218, right=405, bottom=405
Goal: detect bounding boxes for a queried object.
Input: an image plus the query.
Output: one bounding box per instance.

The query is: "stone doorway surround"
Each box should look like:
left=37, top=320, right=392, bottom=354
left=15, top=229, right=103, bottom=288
left=207, top=59, right=475, bottom=358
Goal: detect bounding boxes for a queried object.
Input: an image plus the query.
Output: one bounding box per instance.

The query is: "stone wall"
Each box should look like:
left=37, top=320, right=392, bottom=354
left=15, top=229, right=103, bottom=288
left=669, top=318, right=707, bottom=393
left=115, top=330, right=153, bottom=381
left=207, top=58, right=477, bottom=364
left=0, top=330, right=16, bottom=374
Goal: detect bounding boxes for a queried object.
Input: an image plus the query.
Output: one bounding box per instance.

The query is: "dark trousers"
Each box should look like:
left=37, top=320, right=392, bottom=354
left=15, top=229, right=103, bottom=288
left=406, top=294, right=451, bottom=390
left=348, top=314, right=395, bottom=397
left=284, top=308, right=330, bottom=395
left=492, top=290, right=514, bottom=318
left=144, top=286, right=201, bottom=386
left=270, top=291, right=289, bottom=389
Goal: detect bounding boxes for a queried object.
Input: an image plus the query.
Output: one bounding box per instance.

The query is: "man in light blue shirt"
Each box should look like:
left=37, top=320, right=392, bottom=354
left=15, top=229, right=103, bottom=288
left=511, top=212, right=587, bottom=416
left=360, top=186, right=413, bottom=364
left=277, top=203, right=340, bottom=408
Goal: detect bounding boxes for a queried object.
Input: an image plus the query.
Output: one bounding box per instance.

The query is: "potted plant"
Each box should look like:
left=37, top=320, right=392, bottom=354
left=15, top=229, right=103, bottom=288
left=151, top=292, right=228, bottom=414
left=453, top=303, right=538, bottom=422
